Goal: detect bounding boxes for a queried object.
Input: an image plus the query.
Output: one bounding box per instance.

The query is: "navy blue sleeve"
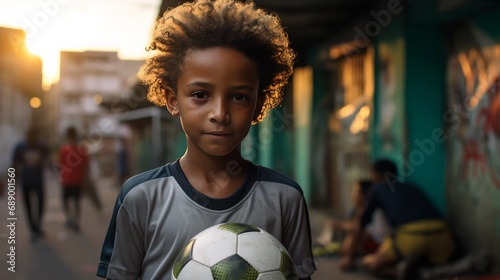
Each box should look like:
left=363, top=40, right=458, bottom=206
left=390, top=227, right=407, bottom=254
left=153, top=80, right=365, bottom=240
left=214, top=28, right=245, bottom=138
left=360, top=187, right=380, bottom=228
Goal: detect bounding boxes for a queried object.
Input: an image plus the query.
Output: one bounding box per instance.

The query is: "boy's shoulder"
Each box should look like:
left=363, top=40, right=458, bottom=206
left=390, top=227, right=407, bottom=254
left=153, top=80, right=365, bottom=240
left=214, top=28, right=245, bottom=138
left=123, top=164, right=173, bottom=184
left=119, top=164, right=173, bottom=197
left=257, top=165, right=303, bottom=195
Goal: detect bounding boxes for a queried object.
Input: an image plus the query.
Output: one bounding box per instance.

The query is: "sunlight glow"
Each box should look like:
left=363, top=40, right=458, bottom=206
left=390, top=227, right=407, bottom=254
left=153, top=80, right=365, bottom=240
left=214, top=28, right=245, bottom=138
left=1, top=0, right=160, bottom=90
left=26, top=38, right=61, bottom=90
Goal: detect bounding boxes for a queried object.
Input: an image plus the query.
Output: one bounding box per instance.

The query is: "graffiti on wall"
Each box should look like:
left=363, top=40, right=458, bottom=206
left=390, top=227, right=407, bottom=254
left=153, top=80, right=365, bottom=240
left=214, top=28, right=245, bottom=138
left=448, top=47, right=500, bottom=190
left=446, top=23, right=500, bottom=249
left=460, top=78, right=500, bottom=188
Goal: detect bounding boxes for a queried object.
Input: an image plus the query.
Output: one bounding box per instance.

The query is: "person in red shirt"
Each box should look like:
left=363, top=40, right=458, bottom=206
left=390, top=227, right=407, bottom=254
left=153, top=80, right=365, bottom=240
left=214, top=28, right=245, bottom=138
left=58, top=127, right=89, bottom=233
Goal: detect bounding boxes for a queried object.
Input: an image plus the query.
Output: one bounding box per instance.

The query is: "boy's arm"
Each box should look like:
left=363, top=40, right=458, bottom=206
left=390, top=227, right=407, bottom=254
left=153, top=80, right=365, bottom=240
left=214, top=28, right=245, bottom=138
left=283, top=196, right=316, bottom=279
left=97, top=198, right=144, bottom=279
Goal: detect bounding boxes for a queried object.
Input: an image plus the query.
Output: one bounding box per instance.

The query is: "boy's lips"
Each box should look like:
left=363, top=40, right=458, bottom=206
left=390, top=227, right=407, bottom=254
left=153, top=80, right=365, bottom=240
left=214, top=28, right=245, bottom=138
left=204, top=131, right=232, bottom=135
left=203, top=131, right=233, bottom=140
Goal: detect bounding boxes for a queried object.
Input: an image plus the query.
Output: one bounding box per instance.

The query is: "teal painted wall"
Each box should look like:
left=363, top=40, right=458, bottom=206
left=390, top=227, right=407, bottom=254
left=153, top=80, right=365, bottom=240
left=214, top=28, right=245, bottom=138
left=371, top=15, right=407, bottom=166
left=242, top=106, right=294, bottom=179
left=271, top=106, right=294, bottom=176
left=258, top=114, right=273, bottom=168
left=473, top=9, right=500, bottom=42
left=370, top=2, right=447, bottom=214
left=404, top=24, right=447, bottom=215
left=308, top=46, right=329, bottom=205
left=242, top=125, right=259, bottom=163
left=295, top=125, right=311, bottom=203
left=173, top=127, right=187, bottom=159
left=292, top=67, right=314, bottom=204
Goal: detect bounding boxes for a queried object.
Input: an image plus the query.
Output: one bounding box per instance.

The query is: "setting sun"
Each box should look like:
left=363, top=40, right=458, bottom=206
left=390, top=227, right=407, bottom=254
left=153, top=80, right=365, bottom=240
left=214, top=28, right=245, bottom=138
left=0, top=0, right=160, bottom=90
left=26, top=36, right=62, bottom=90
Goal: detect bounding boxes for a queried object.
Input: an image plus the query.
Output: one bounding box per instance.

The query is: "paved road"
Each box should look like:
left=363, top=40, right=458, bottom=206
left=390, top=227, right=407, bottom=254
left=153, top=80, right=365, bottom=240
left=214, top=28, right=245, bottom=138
left=0, top=168, right=376, bottom=280
left=0, top=168, right=118, bottom=280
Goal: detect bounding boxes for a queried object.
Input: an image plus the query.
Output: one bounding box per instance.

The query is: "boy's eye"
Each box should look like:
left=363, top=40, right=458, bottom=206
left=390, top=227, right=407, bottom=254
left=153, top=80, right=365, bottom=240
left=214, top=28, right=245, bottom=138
left=232, top=94, right=248, bottom=102
left=191, top=91, right=208, bottom=99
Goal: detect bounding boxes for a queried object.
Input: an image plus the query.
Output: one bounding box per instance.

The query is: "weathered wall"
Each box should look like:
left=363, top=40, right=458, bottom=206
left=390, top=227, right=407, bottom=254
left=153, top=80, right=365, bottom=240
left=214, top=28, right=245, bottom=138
left=445, top=12, right=500, bottom=269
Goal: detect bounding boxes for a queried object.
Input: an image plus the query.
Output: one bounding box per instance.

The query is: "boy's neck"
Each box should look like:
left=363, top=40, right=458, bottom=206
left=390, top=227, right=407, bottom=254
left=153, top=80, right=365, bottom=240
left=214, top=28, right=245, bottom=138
left=179, top=149, right=250, bottom=198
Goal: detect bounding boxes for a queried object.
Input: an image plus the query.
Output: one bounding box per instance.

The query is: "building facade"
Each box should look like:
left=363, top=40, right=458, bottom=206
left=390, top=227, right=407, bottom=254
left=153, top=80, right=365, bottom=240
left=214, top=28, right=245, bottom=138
left=0, top=27, right=43, bottom=172
left=57, top=50, right=143, bottom=140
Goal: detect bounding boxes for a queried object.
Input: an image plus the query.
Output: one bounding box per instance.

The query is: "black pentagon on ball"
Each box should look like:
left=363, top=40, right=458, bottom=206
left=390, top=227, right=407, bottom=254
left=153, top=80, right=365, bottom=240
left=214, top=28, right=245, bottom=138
left=218, top=223, right=260, bottom=235
left=211, top=254, right=259, bottom=280
left=280, top=251, right=298, bottom=279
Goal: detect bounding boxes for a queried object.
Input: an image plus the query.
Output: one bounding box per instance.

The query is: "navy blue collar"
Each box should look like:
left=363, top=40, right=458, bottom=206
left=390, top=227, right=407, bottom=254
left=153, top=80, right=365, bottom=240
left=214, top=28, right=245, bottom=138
left=169, top=159, right=259, bottom=210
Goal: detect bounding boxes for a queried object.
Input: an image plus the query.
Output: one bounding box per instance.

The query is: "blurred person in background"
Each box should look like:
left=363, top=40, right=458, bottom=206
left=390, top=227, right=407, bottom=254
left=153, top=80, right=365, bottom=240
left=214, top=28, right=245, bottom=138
left=12, top=127, right=49, bottom=242
left=342, top=159, right=455, bottom=279
left=58, top=126, right=89, bottom=233
left=315, top=180, right=388, bottom=261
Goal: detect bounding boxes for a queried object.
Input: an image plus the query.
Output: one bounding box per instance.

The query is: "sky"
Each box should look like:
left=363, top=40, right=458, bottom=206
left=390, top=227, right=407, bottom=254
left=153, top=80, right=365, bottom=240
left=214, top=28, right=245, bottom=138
left=0, top=0, right=162, bottom=89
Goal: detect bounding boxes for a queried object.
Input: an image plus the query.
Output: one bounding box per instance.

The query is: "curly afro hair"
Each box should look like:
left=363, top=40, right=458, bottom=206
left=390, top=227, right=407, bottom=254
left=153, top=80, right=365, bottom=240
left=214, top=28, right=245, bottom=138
left=138, top=0, right=296, bottom=123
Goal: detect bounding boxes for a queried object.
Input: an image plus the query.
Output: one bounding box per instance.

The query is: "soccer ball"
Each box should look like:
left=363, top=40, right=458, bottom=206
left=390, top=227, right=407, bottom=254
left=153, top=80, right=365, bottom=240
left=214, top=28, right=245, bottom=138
left=172, top=223, right=298, bottom=280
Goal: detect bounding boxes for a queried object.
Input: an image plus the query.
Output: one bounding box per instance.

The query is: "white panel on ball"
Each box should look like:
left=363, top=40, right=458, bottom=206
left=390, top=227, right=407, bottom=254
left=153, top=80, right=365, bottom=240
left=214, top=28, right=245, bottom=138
left=192, top=229, right=237, bottom=267
left=175, top=261, right=213, bottom=280
left=256, top=271, right=287, bottom=280
left=237, top=232, right=281, bottom=272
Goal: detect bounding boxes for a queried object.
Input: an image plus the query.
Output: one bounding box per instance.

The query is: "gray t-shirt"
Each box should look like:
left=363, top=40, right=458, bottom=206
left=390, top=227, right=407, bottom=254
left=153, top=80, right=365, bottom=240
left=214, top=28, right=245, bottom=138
left=97, top=160, right=316, bottom=279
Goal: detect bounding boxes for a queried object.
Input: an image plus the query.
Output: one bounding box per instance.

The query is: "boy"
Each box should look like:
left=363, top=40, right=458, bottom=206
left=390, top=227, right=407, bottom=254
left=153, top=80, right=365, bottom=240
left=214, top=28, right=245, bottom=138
left=342, top=159, right=455, bottom=279
left=97, top=1, right=316, bottom=279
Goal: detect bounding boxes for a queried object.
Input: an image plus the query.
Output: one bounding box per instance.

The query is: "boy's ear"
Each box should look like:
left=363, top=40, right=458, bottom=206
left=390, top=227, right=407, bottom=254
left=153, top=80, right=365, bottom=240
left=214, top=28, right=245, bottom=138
left=164, top=87, right=179, bottom=116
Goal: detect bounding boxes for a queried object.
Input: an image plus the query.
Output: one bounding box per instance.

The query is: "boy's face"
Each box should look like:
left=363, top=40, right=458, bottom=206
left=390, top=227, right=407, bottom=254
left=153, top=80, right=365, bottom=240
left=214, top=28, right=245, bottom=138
left=167, top=47, right=259, bottom=157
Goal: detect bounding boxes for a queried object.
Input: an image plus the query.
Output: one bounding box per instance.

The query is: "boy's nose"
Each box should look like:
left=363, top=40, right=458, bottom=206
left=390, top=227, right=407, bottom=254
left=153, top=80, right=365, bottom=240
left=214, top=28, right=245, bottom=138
left=209, top=98, right=230, bottom=123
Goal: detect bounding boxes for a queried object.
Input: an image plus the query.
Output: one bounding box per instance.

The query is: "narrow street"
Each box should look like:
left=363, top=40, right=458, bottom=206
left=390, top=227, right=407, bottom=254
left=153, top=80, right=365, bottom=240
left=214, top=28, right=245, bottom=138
left=0, top=168, right=119, bottom=280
